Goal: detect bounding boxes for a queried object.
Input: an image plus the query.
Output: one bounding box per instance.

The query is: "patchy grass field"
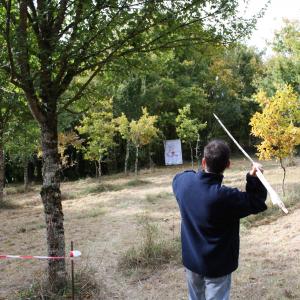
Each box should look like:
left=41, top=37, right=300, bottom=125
left=0, top=158, right=300, bottom=299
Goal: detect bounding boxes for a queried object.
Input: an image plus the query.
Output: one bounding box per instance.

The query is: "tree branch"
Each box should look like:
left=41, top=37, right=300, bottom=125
left=3, top=0, right=23, bottom=82
left=58, top=66, right=103, bottom=113
left=52, top=0, right=68, bottom=36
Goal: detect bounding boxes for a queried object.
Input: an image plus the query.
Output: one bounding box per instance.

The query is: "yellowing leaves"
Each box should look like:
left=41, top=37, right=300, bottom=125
left=250, top=85, right=300, bottom=161
left=58, top=131, right=83, bottom=168
left=129, top=107, right=158, bottom=148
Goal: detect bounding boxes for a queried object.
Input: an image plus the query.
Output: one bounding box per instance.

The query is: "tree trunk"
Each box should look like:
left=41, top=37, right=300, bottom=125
left=195, top=134, right=201, bottom=171
left=189, top=142, right=194, bottom=169
left=135, top=145, right=139, bottom=177
left=95, top=161, right=98, bottom=178
left=0, top=136, right=4, bottom=204
left=40, top=121, right=67, bottom=292
left=24, top=158, right=29, bottom=192
left=98, top=155, right=102, bottom=178
left=124, top=140, right=130, bottom=175
left=148, top=143, right=153, bottom=171
left=279, top=158, right=286, bottom=196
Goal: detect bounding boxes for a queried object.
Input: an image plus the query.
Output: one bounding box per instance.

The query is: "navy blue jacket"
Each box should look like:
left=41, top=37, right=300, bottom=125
left=172, top=170, right=267, bottom=277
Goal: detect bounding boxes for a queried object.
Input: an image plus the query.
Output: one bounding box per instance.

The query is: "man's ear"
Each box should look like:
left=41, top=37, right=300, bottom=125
left=226, top=160, right=231, bottom=169
left=201, top=158, right=206, bottom=170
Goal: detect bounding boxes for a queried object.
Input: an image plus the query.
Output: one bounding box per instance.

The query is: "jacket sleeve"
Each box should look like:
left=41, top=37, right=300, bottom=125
left=221, top=173, right=268, bottom=219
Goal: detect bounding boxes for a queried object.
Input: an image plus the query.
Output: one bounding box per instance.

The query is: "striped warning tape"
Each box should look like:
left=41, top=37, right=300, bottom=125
left=0, top=250, right=81, bottom=260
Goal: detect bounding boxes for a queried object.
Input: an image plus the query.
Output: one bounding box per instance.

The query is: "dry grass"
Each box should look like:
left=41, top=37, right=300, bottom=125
left=4, top=184, right=37, bottom=195
left=15, top=263, right=110, bottom=300
left=0, top=158, right=300, bottom=300
left=118, top=215, right=181, bottom=275
left=0, top=199, right=19, bottom=210
left=241, top=185, right=300, bottom=229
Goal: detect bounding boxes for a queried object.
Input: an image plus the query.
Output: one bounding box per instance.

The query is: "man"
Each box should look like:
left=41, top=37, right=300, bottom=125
left=172, top=139, right=267, bottom=300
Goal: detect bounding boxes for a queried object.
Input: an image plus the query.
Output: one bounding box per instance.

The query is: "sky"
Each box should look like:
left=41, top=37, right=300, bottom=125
left=242, top=0, right=300, bottom=54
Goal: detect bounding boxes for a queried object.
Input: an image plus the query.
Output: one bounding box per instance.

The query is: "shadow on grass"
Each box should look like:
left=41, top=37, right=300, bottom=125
left=123, top=179, right=151, bottom=187
left=67, top=179, right=152, bottom=199
left=0, top=200, right=19, bottom=210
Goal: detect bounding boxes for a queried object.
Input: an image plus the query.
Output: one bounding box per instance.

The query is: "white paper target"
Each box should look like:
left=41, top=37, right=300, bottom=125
left=164, top=139, right=183, bottom=165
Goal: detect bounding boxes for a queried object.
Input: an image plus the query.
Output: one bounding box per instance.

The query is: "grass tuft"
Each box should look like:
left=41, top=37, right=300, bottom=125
left=119, top=215, right=181, bottom=274
left=76, top=206, right=106, bottom=219
left=124, top=179, right=150, bottom=187
left=145, top=191, right=173, bottom=204
left=61, top=192, right=79, bottom=201
left=0, top=200, right=19, bottom=210
left=16, top=264, right=110, bottom=299
left=5, top=185, right=35, bottom=195
left=81, top=183, right=122, bottom=195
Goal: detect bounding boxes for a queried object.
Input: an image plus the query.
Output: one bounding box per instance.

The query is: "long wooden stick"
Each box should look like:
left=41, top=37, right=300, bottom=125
left=213, top=113, right=288, bottom=214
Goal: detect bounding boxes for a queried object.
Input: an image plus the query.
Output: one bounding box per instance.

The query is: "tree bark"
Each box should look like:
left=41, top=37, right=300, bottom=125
left=23, top=157, right=29, bottom=192
left=0, top=136, right=4, bottom=204
left=124, top=140, right=130, bottom=175
left=189, top=142, right=194, bottom=169
left=95, top=161, right=98, bottom=178
left=40, top=120, right=67, bottom=292
left=279, top=158, right=286, bottom=196
left=135, top=145, right=139, bottom=177
left=98, top=155, right=102, bottom=179
left=148, top=143, right=154, bottom=171
left=195, top=134, right=201, bottom=171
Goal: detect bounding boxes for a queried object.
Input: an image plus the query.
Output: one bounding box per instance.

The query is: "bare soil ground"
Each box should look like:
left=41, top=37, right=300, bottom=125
left=0, top=158, right=299, bottom=299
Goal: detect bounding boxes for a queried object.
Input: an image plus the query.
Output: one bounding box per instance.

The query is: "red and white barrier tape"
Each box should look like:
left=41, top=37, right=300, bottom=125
left=0, top=250, right=81, bottom=260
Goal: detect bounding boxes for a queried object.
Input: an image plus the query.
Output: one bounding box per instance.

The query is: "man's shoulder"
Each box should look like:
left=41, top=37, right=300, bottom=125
left=172, top=170, right=197, bottom=189
left=218, top=184, right=241, bottom=199
left=173, top=169, right=196, bottom=180
left=183, top=169, right=196, bottom=174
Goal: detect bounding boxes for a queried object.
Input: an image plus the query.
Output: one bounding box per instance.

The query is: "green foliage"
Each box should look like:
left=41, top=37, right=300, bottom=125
left=115, top=113, right=130, bottom=141
left=176, top=104, right=207, bottom=144
left=77, top=98, right=116, bottom=164
left=257, top=20, right=300, bottom=95
left=5, top=117, right=40, bottom=163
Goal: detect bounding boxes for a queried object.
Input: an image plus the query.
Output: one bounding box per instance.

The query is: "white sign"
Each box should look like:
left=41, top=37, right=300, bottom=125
left=164, top=139, right=183, bottom=165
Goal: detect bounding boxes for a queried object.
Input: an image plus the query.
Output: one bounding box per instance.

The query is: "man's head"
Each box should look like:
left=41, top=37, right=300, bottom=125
left=202, top=140, right=230, bottom=174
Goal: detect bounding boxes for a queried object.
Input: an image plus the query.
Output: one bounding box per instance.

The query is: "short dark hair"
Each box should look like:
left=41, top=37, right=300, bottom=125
left=204, top=140, right=230, bottom=173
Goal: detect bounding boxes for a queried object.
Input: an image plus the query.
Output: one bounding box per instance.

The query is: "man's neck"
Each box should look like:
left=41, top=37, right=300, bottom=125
left=204, top=169, right=223, bottom=175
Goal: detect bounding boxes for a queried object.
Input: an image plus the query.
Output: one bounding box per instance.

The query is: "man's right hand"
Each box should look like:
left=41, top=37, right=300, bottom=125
left=250, top=163, right=264, bottom=177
